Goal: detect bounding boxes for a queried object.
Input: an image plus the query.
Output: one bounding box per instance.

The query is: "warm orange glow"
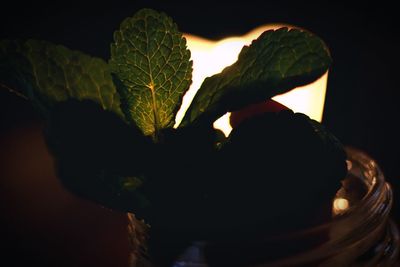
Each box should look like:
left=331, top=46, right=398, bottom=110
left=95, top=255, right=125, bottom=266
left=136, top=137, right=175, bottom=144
left=176, top=25, right=328, bottom=136
left=333, top=197, right=349, bottom=214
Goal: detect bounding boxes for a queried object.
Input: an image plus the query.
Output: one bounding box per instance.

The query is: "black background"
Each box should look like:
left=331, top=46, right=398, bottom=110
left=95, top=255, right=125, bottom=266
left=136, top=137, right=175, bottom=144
left=1, top=1, right=399, bottom=266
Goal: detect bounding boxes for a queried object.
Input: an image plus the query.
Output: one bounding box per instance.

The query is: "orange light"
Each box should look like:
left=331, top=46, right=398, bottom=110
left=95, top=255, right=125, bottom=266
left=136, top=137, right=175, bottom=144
left=333, top=198, right=349, bottom=214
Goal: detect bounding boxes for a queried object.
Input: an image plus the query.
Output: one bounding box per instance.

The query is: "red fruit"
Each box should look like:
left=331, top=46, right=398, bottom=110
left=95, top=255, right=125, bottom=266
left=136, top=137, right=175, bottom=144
left=230, top=99, right=290, bottom=128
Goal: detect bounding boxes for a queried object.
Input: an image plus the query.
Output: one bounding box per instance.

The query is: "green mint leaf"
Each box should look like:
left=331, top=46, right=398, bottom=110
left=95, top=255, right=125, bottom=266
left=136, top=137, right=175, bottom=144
left=181, top=28, right=331, bottom=126
left=0, top=39, right=123, bottom=117
left=110, top=8, right=192, bottom=138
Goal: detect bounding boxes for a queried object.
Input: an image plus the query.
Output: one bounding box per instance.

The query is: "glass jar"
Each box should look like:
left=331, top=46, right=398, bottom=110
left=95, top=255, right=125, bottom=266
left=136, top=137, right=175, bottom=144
left=128, top=148, right=399, bottom=266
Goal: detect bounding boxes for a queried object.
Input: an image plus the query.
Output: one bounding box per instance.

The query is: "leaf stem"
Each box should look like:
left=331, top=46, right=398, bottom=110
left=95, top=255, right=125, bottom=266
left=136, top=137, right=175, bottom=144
left=0, top=83, right=28, bottom=100
left=149, top=82, right=160, bottom=142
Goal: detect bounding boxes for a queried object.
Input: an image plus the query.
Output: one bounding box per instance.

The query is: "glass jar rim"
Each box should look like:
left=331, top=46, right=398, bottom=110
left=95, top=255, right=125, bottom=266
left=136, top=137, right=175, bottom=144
left=303, top=147, right=387, bottom=232
left=246, top=147, right=394, bottom=266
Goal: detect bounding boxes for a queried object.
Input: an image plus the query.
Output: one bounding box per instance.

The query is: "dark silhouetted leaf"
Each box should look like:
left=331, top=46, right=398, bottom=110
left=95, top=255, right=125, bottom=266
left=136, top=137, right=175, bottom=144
left=45, top=100, right=153, bottom=213
left=0, top=39, right=122, bottom=117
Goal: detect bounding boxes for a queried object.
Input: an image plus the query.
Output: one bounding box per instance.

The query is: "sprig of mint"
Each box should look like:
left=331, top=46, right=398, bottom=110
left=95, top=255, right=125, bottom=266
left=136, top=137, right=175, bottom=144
left=0, top=8, right=334, bottom=219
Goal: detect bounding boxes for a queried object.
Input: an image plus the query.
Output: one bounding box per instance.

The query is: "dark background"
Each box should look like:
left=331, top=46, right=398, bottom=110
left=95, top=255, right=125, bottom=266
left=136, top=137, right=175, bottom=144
left=0, top=1, right=399, bottom=266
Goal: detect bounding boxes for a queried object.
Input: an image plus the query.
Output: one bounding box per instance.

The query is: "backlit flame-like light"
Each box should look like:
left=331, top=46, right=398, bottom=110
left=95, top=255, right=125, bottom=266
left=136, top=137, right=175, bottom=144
left=175, top=25, right=328, bottom=136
